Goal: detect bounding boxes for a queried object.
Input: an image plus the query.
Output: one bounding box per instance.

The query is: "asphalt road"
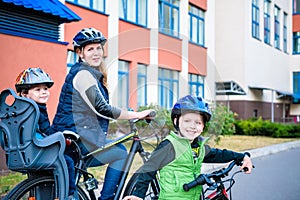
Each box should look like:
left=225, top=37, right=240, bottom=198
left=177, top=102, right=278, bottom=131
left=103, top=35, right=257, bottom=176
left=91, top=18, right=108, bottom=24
left=230, top=147, right=300, bottom=200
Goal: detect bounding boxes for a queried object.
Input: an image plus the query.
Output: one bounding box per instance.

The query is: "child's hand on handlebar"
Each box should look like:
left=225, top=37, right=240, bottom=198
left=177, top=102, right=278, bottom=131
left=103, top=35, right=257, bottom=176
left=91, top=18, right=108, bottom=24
left=241, top=155, right=253, bottom=174
left=122, top=195, right=143, bottom=200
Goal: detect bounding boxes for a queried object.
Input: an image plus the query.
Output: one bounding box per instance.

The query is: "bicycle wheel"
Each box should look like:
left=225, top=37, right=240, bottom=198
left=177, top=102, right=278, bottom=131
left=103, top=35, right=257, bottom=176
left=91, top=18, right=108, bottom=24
left=123, top=173, right=160, bottom=200
left=4, top=175, right=89, bottom=200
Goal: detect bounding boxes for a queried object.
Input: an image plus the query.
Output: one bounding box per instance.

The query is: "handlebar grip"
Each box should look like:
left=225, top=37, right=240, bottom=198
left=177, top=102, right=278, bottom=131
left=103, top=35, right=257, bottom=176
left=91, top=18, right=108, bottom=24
left=148, top=110, right=156, bottom=117
left=145, top=110, right=156, bottom=123
left=183, top=174, right=206, bottom=192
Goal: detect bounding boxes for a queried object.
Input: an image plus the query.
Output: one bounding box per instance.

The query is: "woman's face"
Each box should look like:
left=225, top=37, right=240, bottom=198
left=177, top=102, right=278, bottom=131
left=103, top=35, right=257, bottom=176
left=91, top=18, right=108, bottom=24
left=177, top=112, right=205, bottom=142
left=22, top=84, right=50, bottom=104
left=79, top=43, right=104, bottom=67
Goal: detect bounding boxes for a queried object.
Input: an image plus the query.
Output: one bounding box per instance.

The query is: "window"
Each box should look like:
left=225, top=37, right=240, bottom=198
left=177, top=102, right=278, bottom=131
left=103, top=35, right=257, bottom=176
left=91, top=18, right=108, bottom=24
left=264, top=0, right=271, bottom=44
left=283, top=12, right=288, bottom=53
left=118, top=60, right=129, bottom=108
left=189, top=4, right=205, bottom=46
left=188, top=74, right=204, bottom=97
left=252, top=0, right=260, bottom=40
left=119, top=0, right=147, bottom=26
left=253, top=109, right=258, bottom=118
left=293, top=0, right=300, bottom=13
left=66, top=50, right=79, bottom=73
left=293, top=32, right=300, bottom=54
left=293, top=72, right=300, bottom=104
left=274, top=5, right=280, bottom=49
left=159, top=0, right=180, bottom=37
left=66, top=0, right=105, bottom=13
left=137, top=64, right=147, bottom=107
left=158, top=68, right=179, bottom=108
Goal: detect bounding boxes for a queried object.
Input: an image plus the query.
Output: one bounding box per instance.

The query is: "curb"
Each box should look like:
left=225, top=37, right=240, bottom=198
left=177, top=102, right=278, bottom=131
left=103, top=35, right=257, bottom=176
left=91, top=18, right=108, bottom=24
left=247, top=139, right=300, bottom=158
left=201, top=139, right=300, bottom=173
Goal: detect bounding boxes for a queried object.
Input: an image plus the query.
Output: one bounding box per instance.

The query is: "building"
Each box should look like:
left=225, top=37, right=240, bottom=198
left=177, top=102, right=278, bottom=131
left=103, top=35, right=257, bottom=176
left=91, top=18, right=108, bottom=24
left=214, top=0, right=300, bottom=122
left=0, top=0, right=300, bottom=168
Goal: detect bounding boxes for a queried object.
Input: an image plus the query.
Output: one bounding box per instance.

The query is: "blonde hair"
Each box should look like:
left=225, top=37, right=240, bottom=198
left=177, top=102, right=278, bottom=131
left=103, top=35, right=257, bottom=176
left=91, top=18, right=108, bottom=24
left=98, top=61, right=108, bottom=89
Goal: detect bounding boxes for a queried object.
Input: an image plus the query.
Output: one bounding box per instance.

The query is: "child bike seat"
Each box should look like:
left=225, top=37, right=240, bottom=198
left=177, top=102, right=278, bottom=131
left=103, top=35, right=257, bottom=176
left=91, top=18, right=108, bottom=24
left=0, top=88, right=69, bottom=199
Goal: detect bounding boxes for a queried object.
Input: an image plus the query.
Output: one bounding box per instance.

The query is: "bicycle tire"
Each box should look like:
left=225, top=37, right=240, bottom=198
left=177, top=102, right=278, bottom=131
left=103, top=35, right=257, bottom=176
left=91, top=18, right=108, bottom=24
left=123, top=173, right=160, bottom=200
left=4, top=175, right=89, bottom=200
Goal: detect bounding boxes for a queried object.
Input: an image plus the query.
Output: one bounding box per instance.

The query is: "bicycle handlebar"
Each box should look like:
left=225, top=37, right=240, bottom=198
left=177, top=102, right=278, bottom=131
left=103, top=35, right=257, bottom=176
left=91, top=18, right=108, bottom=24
left=131, top=110, right=157, bottom=124
left=183, top=160, right=242, bottom=192
left=143, top=110, right=156, bottom=124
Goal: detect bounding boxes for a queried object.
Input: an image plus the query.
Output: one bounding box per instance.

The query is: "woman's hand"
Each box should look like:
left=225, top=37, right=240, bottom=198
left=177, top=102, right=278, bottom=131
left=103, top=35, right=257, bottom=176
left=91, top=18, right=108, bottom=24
left=136, top=109, right=156, bottom=119
left=240, top=155, right=253, bottom=174
left=118, top=109, right=156, bottom=120
left=122, top=195, right=142, bottom=200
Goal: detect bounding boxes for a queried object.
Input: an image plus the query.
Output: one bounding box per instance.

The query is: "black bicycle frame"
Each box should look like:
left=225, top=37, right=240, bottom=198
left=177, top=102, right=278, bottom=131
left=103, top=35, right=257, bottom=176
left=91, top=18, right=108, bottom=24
left=114, top=136, right=145, bottom=199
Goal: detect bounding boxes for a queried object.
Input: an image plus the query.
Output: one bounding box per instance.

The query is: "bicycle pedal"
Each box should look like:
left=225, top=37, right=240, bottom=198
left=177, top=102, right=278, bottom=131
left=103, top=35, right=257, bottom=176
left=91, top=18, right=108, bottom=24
left=85, top=177, right=99, bottom=191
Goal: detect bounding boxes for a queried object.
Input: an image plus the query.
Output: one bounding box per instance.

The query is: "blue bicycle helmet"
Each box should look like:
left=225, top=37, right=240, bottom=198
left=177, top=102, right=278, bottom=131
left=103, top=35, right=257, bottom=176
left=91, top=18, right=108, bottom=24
left=171, top=95, right=211, bottom=130
left=15, top=68, right=54, bottom=93
left=73, top=28, right=107, bottom=50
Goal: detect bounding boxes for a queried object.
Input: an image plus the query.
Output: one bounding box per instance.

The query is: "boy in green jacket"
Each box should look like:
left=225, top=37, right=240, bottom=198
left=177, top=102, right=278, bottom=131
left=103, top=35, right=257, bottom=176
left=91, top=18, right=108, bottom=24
left=123, top=95, right=253, bottom=200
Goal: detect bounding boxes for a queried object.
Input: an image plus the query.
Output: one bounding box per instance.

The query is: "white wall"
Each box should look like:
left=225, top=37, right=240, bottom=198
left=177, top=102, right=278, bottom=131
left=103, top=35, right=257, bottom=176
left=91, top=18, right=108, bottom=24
left=215, top=0, right=293, bottom=103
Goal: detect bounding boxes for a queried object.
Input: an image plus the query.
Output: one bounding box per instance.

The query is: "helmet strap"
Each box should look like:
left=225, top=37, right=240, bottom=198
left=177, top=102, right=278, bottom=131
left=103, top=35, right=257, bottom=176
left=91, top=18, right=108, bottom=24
left=174, top=117, right=180, bottom=131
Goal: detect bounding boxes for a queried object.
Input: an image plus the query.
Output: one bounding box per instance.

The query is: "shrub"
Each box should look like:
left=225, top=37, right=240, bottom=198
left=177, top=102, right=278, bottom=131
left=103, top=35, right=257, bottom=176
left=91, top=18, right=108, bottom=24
left=235, top=118, right=300, bottom=138
left=205, top=103, right=236, bottom=144
left=108, top=104, right=173, bottom=141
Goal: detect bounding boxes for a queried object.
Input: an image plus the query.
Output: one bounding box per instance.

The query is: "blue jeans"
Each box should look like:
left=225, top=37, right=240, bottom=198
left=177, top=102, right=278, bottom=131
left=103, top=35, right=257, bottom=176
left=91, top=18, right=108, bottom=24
left=80, top=142, right=128, bottom=200
left=64, top=154, right=76, bottom=195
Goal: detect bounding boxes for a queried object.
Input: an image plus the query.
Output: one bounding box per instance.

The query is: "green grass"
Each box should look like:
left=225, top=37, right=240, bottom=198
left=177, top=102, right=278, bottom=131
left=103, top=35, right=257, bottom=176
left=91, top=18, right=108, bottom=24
left=0, top=172, right=26, bottom=195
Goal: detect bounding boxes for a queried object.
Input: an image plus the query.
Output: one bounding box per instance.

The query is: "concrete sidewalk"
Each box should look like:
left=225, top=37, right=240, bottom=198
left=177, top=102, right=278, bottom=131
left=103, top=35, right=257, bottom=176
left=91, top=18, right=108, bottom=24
left=201, top=139, right=300, bottom=173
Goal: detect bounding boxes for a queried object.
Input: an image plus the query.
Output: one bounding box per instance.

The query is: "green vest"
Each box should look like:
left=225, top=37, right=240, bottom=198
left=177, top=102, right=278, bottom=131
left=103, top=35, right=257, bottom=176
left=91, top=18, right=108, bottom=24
left=158, top=131, right=206, bottom=200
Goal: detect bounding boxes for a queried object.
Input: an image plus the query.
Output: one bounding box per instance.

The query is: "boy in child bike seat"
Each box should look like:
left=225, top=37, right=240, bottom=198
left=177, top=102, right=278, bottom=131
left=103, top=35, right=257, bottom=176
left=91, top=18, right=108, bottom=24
left=15, top=68, right=78, bottom=200
left=123, top=95, right=253, bottom=200
left=51, top=27, right=154, bottom=200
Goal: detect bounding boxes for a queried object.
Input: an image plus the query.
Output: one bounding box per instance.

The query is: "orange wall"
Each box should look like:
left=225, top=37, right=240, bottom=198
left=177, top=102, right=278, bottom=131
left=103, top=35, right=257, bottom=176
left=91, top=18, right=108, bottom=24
left=119, top=21, right=150, bottom=64
left=158, top=34, right=182, bottom=71
left=189, top=0, right=207, bottom=10
left=119, top=21, right=151, bottom=109
left=65, top=3, right=109, bottom=54
left=188, top=43, right=207, bottom=75
left=0, top=34, right=68, bottom=120
left=293, top=14, right=300, bottom=32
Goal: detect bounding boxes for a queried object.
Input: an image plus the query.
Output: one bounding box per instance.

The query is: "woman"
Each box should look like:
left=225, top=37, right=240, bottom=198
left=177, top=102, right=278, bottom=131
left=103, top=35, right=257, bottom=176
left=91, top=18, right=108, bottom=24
left=51, top=28, right=154, bottom=200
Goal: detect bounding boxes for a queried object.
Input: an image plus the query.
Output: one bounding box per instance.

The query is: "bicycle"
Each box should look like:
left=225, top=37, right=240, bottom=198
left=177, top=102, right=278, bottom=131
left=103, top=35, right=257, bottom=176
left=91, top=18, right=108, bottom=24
left=183, top=159, right=252, bottom=200
left=0, top=88, right=160, bottom=200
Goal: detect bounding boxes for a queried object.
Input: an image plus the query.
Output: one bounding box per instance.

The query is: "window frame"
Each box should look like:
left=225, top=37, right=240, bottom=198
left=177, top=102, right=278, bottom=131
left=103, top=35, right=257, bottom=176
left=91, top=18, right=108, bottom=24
left=66, top=0, right=106, bottom=14
left=264, top=0, right=271, bottom=44
left=274, top=5, right=281, bottom=50
left=293, top=71, right=300, bottom=104
left=188, top=73, right=204, bottom=97
left=252, top=0, right=260, bottom=40
left=119, top=0, right=148, bottom=27
left=137, top=63, right=148, bottom=107
left=188, top=4, right=205, bottom=47
left=118, top=60, right=130, bottom=108
left=159, top=0, right=180, bottom=38
left=283, top=12, right=288, bottom=53
left=293, top=32, right=300, bottom=54
left=158, top=68, right=179, bottom=109
left=293, top=0, right=300, bottom=14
